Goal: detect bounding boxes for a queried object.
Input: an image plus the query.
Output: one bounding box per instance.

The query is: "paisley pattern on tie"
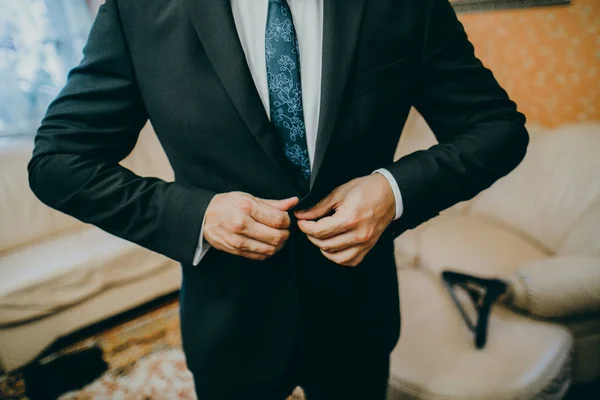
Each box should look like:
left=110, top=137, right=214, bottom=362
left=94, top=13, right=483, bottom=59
left=266, top=0, right=311, bottom=189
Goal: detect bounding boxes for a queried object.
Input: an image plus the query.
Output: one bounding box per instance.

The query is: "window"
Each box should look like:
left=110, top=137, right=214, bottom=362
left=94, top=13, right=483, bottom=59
left=0, top=0, right=93, bottom=136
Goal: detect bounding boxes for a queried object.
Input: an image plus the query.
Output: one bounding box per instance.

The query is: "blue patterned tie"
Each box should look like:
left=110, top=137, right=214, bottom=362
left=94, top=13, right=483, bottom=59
left=266, top=0, right=310, bottom=192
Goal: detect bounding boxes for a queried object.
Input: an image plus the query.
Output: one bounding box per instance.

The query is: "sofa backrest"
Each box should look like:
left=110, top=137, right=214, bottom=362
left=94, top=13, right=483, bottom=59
left=119, top=123, right=174, bottom=182
left=0, top=139, right=80, bottom=253
left=469, top=123, right=600, bottom=254
left=0, top=123, right=173, bottom=254
left=394, top=108, right=438, bottom=161
left=395, top=111, right=600, bottom=255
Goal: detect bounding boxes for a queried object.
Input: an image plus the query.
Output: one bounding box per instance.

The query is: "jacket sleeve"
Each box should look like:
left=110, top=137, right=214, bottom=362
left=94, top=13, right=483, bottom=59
left=385, top=0, right=529, bottom=239
left=28, top=0, right=216, bottom=265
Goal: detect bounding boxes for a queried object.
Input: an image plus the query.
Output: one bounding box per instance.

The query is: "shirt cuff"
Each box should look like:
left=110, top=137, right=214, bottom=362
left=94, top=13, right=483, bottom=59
left=373, top=168, right=404, bottom=221
left=192, top=213, right=211, bottom=266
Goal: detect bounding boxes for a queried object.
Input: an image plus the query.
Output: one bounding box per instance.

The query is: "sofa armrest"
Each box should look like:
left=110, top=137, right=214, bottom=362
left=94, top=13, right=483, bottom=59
left=507, top=256, right=600, bottom=318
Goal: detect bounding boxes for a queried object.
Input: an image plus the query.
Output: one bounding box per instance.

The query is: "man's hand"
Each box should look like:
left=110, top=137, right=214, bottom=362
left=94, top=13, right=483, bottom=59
left=295, top=175, right=396, bottom=267
left=204, top=192, right=298, bottom=260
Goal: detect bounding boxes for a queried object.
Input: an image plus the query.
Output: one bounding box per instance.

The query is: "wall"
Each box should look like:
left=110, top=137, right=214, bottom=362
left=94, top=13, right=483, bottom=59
left=459, top=0, right=600, bottom=127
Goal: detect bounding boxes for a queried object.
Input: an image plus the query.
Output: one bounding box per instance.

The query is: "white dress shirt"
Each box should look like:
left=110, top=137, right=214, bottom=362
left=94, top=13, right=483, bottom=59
left=193, top=0, right=403, bottom=266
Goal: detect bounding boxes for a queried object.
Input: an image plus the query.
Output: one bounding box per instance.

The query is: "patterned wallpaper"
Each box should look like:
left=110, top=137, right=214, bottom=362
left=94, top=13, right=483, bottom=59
left=459, top=0, right=600, bottom=127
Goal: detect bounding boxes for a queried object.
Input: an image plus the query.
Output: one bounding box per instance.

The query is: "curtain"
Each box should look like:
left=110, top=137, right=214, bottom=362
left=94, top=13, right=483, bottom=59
left=0, top=0, right=92, bottom=136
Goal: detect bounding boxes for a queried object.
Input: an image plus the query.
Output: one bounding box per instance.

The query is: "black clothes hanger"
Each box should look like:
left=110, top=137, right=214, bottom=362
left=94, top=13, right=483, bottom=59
left=441, top=270, right=509, bottom=349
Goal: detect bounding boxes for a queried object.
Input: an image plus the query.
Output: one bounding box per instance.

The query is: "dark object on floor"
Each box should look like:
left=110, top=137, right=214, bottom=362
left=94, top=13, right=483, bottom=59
left=22, top=345, right=107, bottom=400
left=442, top=270, right=508, bottom=349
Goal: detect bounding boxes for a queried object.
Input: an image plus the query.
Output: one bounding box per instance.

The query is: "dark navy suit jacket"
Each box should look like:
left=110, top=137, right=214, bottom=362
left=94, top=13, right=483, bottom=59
left=29, top=0, right=528, bottom=395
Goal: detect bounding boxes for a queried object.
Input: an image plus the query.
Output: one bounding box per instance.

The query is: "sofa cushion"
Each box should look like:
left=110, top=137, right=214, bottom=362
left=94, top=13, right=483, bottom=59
left=0, top=226, right=176, bottom=326
left=407, top=214, right=549, bottom=278
left=389, top=269, right=573, bottom=400
left=508, top=256, right=600, bottom=318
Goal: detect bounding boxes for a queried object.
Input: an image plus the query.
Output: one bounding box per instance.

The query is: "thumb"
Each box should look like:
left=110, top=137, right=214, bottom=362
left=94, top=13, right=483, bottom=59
left=294, top=193, right=338, bottom=221
left=263, top=197, right=299, bottom=211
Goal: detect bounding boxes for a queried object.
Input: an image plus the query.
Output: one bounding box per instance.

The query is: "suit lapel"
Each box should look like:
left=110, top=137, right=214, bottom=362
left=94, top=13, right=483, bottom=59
left=184, top=0, right=295, bottom=185
left=311, top=0, right=366, bottom=187
left=185, top=0, right=366, bottom=193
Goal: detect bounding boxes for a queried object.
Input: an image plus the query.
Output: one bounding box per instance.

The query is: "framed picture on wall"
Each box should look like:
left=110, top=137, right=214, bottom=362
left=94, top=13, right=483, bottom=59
left=450, top=0, right=570, bottom=13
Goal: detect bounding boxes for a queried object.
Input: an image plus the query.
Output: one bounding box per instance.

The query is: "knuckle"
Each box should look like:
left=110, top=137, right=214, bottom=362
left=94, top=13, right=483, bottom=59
left=238, top=198, right=254, bottom=214
left=230, top=236, right=244, bottom=249
left=230, top=217, right=246, bottom=233
left=357, top=230, right=370, bottom=243
left=274, top=213, right=286, bottom=227
left=272, top=232, right=284, bottom=246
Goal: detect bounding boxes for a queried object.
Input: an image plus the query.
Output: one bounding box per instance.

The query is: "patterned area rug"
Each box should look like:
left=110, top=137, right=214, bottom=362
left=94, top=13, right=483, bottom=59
left=61, top=348, right=197, bottom=399
left=0, top=301, right=304, bottom=400
left=60, top=347, right=304, bottom=400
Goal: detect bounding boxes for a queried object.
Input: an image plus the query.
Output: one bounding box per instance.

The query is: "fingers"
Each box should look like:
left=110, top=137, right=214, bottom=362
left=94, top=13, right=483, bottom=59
left=297, top=211, right=352, bottom=239
left=263, top=197, right=299, bottom=211
left=235, top=196, right=296, bottom=255
left=225, top=234, right=281, bottom=257
left=244, top=222, right=290, bottom=247
left=227, top=210, right=290, bottom=246
left=320, top=247, right=365, bottom=267
left=252, top=197, right=301, bottom=229
left=239, top=251, right=276, bottom=261
left=235, top=196, right=291, bottom=229
left=294, top=191, right=340, bottom=221
left=233, top=247, right=283, bottom=261
left=305, top=231, right=365, bottom=253
left=251, top=203, right=291, bottom=229
left=204, top=192, right=296, bottom=260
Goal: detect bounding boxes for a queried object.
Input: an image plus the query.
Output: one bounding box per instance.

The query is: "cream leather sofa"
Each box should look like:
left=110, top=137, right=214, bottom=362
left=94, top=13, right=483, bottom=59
left=388, top=111, right=600, bottom=399
left=0, top=124, right=181, bottom=373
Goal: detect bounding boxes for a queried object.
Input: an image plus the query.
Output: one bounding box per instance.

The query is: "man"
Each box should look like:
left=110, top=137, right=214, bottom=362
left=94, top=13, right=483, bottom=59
left=28, top=0, right=528, bottom=398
